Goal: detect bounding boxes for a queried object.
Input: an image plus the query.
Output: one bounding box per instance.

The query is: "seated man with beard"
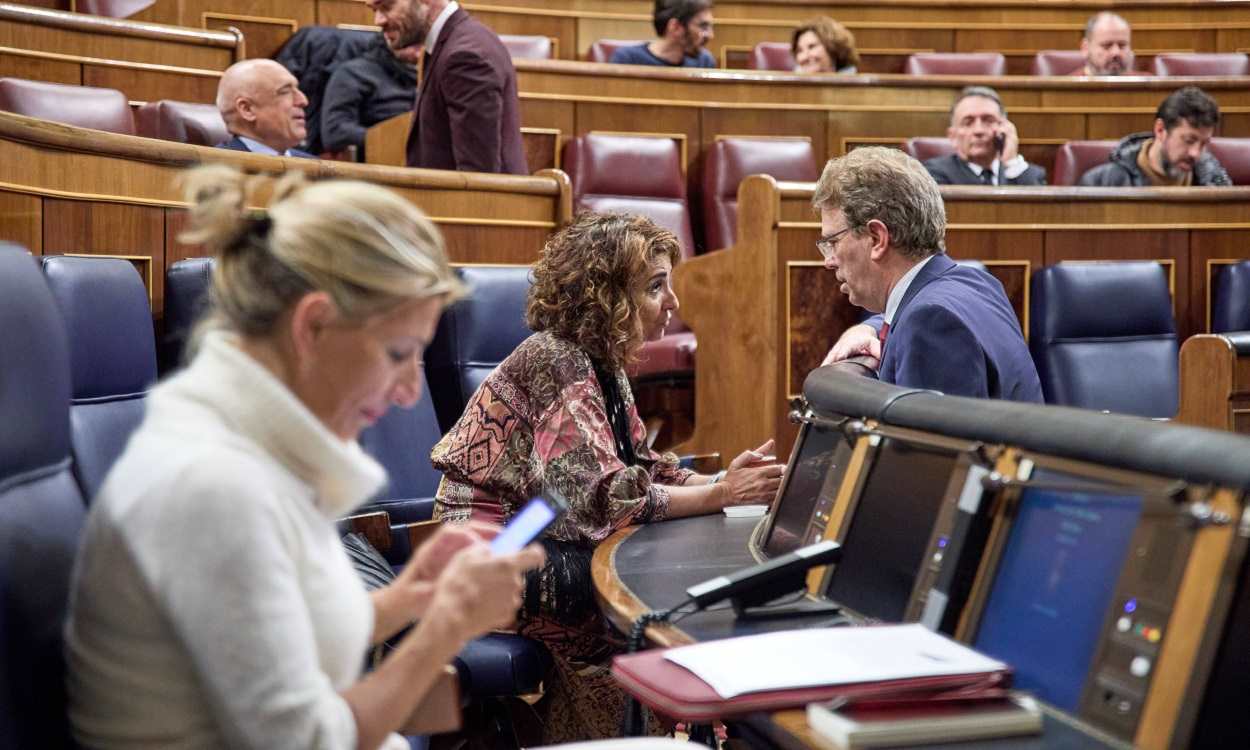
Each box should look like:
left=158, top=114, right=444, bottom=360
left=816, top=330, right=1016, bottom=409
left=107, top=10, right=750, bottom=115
left=609, top=0, right=716, bottom=68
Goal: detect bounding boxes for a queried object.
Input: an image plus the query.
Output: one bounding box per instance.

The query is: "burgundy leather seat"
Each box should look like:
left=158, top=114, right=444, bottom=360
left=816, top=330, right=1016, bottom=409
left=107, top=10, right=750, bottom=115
left=135, top=100, right=228, bottom=147
left=904, top=53, right=1006, bottom=76
left=76, top=0, right=155, bottom=16
left=500, top=34, right=553, bottom=60
left=1053, top=140, right=1117, bottom=185
left=903, top=137, right=955, bottom=163
left=1030, top=50, right=1086, bottom=76
left=703, top=137, right=818, bottom=251
left=1208, top=138, right=1250, bottom=186
left=1151, top=53, right=1250, bottom=77
left=562, top=133, right=696, bottom=376
left=750, top=42, right=796, bottom=71
left=0, top=78, right=133, bottom=135
left=589, top=39, right=647, bottom=63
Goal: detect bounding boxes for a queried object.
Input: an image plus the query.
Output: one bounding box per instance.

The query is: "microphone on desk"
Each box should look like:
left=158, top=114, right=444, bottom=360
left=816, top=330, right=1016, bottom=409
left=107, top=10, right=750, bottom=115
left=684, top=539, right=843, bottom=615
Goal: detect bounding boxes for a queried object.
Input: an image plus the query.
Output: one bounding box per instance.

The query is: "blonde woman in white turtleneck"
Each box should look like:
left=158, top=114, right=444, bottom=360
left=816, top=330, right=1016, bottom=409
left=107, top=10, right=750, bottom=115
left=64, top=165, right=545, bottom=750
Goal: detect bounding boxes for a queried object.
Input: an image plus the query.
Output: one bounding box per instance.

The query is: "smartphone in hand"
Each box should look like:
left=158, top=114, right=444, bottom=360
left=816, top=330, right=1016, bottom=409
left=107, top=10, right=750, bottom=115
left=489, top=489, right=570, bottom=555
left=992, top=132, right=1006, bottom=155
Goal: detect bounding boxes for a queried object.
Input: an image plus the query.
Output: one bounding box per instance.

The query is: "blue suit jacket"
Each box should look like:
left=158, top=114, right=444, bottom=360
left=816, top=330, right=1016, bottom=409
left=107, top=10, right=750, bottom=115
left=216, top=135, right=315, bottom=159
left=876, top=254, right=1042, bottom=402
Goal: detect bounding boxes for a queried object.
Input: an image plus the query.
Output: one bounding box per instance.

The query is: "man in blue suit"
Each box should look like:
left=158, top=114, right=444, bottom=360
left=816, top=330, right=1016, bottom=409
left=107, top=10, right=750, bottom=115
left=817, top=147, right=1042, bottom=402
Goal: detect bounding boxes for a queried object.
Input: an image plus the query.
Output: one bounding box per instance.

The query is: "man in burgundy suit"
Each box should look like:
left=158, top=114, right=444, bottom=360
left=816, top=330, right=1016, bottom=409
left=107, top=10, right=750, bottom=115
left=368, top=0, right=527, bottom=174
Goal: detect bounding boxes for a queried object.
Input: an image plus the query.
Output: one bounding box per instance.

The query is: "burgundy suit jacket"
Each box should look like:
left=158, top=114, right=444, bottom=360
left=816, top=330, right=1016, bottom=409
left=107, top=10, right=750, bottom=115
left=405, top=9, right=527, bottom=174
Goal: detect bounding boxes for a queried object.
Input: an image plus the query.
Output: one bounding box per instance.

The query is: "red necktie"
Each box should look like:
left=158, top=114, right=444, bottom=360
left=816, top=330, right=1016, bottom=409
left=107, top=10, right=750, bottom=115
left=878, top=321, right=890, bottom=348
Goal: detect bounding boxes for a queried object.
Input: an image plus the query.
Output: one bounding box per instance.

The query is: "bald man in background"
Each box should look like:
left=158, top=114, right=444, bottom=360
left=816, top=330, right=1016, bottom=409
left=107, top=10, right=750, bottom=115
left=1070, top=12, right=1136, bottom=76
left=215, top=59, right=315, bottom=158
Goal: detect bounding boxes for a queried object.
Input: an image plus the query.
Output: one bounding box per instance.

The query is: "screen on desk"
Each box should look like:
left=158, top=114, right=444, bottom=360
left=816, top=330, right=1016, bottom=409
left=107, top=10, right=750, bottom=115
left=972, top=469, right=1142, bottom=712
left=762, top=423, right=849, bottom=558
left=824, top=439, right=959, bottom=623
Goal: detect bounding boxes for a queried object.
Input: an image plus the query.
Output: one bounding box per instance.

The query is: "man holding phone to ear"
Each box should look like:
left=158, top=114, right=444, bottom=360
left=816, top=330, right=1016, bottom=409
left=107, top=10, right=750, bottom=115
left=922, top=86, right=1047, bottom=186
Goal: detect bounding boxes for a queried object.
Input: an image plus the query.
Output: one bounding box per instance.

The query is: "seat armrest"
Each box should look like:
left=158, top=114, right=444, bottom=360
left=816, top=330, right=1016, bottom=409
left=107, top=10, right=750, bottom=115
left=679, top=452, right=721, bottom=473
left=406, top=519, right=442, bottom=554
left=340, top=510, right=393, bottom=554
left=400, top=664, right=461, bottom=735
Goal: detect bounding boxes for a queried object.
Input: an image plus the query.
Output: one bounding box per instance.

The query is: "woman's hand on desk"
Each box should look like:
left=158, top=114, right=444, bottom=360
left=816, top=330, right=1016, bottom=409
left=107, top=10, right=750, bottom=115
left=721, top=439, right=785, bottom=507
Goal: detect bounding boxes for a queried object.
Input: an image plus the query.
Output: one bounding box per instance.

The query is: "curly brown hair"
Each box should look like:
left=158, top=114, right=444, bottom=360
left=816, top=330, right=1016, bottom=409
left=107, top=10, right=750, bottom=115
left=526, top=213, right=682, bottom=370
left=791, top=17, right=860, bottom=71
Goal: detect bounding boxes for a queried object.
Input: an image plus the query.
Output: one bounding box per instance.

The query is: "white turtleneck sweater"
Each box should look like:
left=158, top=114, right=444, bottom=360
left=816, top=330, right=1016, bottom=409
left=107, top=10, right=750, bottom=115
left=65, top=331, right=408, bottom=750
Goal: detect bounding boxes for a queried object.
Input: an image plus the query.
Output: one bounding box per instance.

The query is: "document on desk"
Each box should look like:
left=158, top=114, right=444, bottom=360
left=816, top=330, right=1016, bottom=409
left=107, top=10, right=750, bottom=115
left=662, top=624, right=1007, bottom=698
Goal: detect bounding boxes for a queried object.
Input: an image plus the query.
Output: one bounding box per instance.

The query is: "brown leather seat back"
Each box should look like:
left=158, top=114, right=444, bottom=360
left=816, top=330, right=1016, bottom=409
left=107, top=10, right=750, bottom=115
left=750, top=42, right=795, bottom=71
left=0, top=78, right=134, bottom=135
left=589, top=39, right=647, bottom=63
left=1151, top=53, right=1250, bottom=76
left=500, top=35, right=553, bottom=60
left=1030, top=50, right=1085, bottom=76
left=903, top=137, right=955, bottom=163
left=904, top=53, right=1007, bottom=76
left=1208, top=138, right=1250, bottom=186
left=703, top=137, right=818, bottom=251
left=1053, top=140, right=1117, bottom=185
left=135, top=100, right=228, bottom=147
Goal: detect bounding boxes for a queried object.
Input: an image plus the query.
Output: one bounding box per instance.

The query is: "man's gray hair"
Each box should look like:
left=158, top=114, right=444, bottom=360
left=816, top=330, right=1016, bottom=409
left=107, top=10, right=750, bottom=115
left=948, top=85, right=1005, bottom=125
left=811, top=147, right=946, bottom=260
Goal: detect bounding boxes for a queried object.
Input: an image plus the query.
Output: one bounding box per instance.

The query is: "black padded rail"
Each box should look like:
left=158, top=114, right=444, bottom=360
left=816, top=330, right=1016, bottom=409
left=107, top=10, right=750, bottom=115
left=803, top=368, right=1250, bottom=490
left=1224, top=331, right=1250, bottom=356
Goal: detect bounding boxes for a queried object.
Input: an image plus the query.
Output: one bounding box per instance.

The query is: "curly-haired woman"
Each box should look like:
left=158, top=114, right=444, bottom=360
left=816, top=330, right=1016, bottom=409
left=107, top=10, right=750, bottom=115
left=792, top=17, right=860, bottom=74
left=431, top=212, right=784, bottom=742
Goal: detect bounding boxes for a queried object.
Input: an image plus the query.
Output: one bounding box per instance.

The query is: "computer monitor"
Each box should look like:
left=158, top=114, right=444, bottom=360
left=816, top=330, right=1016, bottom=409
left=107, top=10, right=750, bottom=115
left=759, top=416, right=853, bottom=558
left=971, top=465, right=1143, bottom=713
left=822, top=436, right=962, bottom=623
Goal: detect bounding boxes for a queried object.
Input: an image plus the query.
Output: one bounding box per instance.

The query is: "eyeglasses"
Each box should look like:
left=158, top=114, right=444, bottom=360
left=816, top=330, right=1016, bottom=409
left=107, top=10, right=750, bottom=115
left=816, top=227, right=852, bottom=260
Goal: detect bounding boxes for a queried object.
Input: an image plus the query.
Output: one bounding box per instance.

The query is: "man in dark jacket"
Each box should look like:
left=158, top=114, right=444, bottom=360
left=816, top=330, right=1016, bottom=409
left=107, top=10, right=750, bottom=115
left=923, top=86, right=1047, bottom=186
left=1080, top=87, right=1232, bottom=187
left=368, top=0, right=527, bottom=174
left=215, top=59, right=315, bottom=158
left=321, top=33, right=418, bottom=160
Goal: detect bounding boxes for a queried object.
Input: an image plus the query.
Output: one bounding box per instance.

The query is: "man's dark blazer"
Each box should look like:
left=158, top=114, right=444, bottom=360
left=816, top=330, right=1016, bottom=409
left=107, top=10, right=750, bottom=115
left=923, top=154, right=1047, bottom=185
left=877, top=254, right=1043, bottom=402
left=216, top=135, right=315, bottom=159
left=405, top=8, right=527, bottom=174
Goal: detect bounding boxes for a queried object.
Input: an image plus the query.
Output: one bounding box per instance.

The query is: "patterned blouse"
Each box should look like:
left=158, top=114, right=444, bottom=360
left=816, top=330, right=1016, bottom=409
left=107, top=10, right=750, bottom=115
left=431, top=331, right=694, bottom=543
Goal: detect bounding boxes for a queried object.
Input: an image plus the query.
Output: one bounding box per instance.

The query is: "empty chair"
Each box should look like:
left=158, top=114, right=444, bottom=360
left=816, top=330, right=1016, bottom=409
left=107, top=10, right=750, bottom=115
left=1030, top=50, right=1087, bottom=76
left=1212, top=260, right=1250, bottom=333
left=1029, top=262, right=1178, bottom=418
left=0, top=243, right=87, bottom=750
left=163, top=257, right=213, bottom=371
left=750, top=41, right=796, bottom=71
left=903, top=137, right=955, bottom=163
left=589, top=39, right=646, bottom=63
left=703, top=136, right=819, bottom=250
left=562, top=133, right=696, bottom=378
left=499, top=34, right=553, bottom=60
left=1151, top=53, right=1250, bottom=77
left=904, top=53, right=1007, bottom=76
left=0, top=78, right=133, bottom=135
left=1053, top=140, right=1118, bottom=185
left=1208, top=137, right=1250, bottom=186
left=135, top=100, right=229, bottom=147
left=40, top=256, right=157, bottom=501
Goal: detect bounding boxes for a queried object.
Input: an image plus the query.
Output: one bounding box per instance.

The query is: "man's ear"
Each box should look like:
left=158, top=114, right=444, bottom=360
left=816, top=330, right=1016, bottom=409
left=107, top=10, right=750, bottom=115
left=236, top=97, right=257, bottom=124
left=946, top=124, right=957, bottom=146
left=1152, top=117, right=1167, bottom=143
left=866, top=219, right=891, bottom=261
left=664, top=17, right=683, bottom=39
left=1079, top=38, right=1090, bottom=58
left=287, top=291, right=337, bottom=365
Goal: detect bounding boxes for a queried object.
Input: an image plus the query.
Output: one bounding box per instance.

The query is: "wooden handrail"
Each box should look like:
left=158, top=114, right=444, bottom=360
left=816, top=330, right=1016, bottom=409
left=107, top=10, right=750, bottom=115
left=0, top=3, right=239, bottom=49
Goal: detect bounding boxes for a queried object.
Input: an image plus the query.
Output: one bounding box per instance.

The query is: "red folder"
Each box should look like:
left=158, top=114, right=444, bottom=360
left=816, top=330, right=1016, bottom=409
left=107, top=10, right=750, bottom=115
left=611, top=648, right=1011, bottom=722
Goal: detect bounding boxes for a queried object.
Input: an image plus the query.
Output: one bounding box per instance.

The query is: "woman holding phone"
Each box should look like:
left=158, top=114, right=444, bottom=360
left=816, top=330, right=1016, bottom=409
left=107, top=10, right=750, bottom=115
left=431, top=212, right=785, bottom=742
left=65, top=165, right=545, bottom=750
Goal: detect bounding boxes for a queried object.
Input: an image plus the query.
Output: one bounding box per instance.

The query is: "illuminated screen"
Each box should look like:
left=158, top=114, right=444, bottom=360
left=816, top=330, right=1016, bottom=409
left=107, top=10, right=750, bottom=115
left=972, top=468, right=1142, bottom=712
left=762, top=424, right=848, bottom=557
left=825, top=440, right=959, bottom=622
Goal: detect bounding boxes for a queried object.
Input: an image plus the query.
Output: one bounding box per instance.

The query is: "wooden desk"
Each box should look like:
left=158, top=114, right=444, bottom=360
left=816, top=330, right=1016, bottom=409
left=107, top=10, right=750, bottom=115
left=0, top=111, right=572, bottom=318
left=674, top=177, right=1250, bottom=460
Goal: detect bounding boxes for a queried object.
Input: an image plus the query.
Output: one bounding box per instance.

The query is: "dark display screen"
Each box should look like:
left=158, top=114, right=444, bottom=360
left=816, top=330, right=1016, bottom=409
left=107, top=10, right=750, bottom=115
left=973, top=469, right=1143, bottom=712
left=762, top=424, right=846, bottom=557
left=825, top=439, right=959, bottom=622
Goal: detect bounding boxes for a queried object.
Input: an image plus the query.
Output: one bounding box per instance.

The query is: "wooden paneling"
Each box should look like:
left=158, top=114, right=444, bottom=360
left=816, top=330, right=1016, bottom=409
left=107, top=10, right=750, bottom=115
left=82, top=60, right=220, bottom=103
left=0, top=49, right=80, bottom=84
left=203, top=14, right=297, bottom=59
left=0, top=191, right=41, bottom=254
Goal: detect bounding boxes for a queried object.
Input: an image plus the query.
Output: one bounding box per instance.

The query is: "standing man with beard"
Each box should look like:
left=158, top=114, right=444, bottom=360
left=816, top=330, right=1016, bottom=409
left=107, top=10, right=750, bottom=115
left=1080, top=87, right=1232, bottom=186
left=609, top=0, right=716, bottom=68
left=1070, top=13, right=1137, bottom=76
left=367, top=0, right=527, bottom=174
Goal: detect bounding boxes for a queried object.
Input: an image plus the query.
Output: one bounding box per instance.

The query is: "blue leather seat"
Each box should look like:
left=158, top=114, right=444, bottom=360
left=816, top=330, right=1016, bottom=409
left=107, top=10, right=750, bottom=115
left=0, top=244, right=88, bottom=750
left=426, top=265, right=533, bottom=432
left=1212, top=260, right=1250, bottom=333
left=40, top=256, right=156, bottom=501
left=1030, top=262, right=1178, bottom=418
left=162, top=256, right=213, bottom=371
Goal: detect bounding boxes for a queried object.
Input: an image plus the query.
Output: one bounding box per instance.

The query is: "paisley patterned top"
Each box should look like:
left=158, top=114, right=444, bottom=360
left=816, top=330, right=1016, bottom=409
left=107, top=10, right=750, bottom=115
left=431, top=330, right=693, bottom=542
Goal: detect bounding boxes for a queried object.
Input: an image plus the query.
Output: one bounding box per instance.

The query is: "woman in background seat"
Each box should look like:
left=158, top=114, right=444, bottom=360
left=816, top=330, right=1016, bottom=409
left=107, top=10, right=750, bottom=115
left=431, top=212, right=784, bottom=742
left=65, top=165, right=544, bottom=750
left=792, top=17, right=860, bottom=74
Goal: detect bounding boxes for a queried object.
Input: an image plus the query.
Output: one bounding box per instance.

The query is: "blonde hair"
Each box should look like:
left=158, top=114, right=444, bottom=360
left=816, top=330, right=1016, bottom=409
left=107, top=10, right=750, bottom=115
left=178, top=165, right=464, bottom=344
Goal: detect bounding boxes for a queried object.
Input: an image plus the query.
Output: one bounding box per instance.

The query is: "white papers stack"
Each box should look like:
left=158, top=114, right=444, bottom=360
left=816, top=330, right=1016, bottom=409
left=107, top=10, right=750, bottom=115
left=661, top=624, right=1006, bottom=699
